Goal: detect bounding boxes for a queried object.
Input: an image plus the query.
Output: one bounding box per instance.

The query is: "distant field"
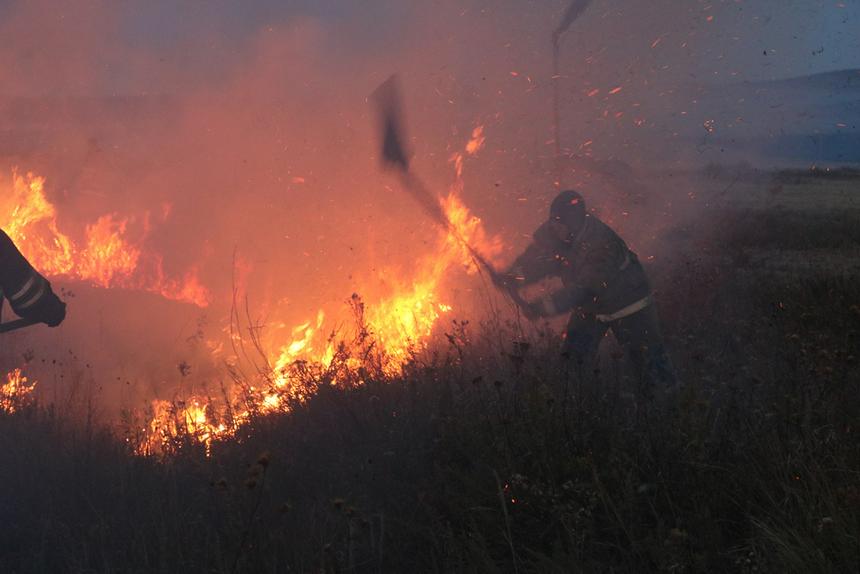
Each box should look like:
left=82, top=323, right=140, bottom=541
left=699, top=164, right=860, bottom=210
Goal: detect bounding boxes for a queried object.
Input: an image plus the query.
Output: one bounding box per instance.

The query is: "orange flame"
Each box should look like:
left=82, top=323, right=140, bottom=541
left=0, top=368, right=36, bottom=414
left=0, top=170, right=209, bottom=306
left=141, top=125, right=499, bottom=456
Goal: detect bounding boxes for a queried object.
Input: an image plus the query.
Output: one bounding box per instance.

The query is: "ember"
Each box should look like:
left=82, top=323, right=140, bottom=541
left=0, top=368, right=36, bottom=414
left=137, top=125, right=502, bottom=455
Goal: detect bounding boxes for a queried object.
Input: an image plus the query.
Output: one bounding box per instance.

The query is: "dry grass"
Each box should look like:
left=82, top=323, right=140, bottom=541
left=1, top=177, right=859, bottom=573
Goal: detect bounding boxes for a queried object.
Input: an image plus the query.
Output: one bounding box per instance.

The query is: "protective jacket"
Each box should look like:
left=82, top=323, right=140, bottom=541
left=0, top=229, right=65, bottom=326
left=508, top=214, right=651, bottom=321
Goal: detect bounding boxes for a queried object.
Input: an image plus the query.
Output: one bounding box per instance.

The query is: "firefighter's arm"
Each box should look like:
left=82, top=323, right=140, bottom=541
left=504, top=241, right=557, bottom=289
left=0, top=230, right=66, bottom=327
left=504, top=221, right=563, bottom=288
left=500, top=245, right=559, bottom=320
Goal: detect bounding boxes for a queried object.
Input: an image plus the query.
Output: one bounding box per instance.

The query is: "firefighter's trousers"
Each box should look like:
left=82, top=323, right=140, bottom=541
left=562, top=303, right=677, bottom=394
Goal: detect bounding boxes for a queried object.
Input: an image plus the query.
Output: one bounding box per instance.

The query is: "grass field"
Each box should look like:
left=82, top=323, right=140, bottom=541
left=1, top=170, right=858, bottom=573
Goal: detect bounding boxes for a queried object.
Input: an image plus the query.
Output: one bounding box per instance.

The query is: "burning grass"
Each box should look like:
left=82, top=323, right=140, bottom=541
left=128, top=186, right=502, bottom=457
left=121, top=127, right=503, bottom=456
left=0, top=123, right=502, bottom=458
left=0, top=169, right=210, bottom=306
left=0, top=368, right=36, bottom=413
left=1, top=205, right=859, bottom=572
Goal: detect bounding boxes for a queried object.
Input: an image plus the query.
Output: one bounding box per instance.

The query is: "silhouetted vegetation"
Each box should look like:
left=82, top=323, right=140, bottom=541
left=2, top=193, right=859, bottom=573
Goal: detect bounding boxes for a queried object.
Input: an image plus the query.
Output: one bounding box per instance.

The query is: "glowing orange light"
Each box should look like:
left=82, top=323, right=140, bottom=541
left=0, top=170, right=210, bottom=306
left=0, top=369, right=36, bottom=414
left=137, top=123, right=503, bottom=455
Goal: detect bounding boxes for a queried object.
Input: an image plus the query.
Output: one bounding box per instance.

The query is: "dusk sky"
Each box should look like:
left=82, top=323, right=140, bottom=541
left=0, top=1, right=857, bottom=96
left=122, top=0, right=859, bottom=80
left=1, top=6, right=857, bottom=570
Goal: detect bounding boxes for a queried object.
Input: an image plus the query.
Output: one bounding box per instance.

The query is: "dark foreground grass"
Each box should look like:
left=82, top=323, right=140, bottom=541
left=1, top=210, right=859, bottom=573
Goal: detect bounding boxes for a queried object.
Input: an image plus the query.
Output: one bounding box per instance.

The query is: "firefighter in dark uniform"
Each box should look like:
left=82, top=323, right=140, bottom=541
left=504, top=190, right=675, bottom=392
left=0, top=229, right=66, bottom=327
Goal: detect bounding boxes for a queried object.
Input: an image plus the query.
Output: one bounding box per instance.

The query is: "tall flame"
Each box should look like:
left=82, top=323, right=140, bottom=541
left=0, top=369, right=36, bottom=414
left=0, top=170, right=209, bottom=306
left=0, top=126, right=500, bottom=456
left=138, top=124, right=501, bottom=455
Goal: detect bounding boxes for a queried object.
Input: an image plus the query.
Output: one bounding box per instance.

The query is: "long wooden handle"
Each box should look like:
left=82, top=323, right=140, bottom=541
left=0, top=317, right=40, bottom=334
left=373, top=76, right=530, bottom=312
left=396, top=172, right=529, bottom=310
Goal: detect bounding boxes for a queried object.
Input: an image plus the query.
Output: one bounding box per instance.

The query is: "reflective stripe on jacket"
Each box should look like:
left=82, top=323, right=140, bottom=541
left=0, top=229, right=53, bottom=317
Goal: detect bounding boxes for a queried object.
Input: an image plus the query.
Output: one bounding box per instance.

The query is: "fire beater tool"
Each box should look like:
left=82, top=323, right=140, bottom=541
left=370, top=75, right=528, bottom=310
left=552, top=1, right=592, bottom=182
left=0, top=299, right=41, bottom=333
left=0, top=317, right=39, bottom=334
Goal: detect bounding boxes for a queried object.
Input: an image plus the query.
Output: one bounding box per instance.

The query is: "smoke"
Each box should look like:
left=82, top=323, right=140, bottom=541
left=0, top=0, right=856, bottom=413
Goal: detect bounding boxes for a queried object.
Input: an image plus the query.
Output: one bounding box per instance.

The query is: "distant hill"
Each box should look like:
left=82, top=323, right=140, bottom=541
left=743, top=68, right=860, bottom=91
left=693, top=69, right=860, bottom=165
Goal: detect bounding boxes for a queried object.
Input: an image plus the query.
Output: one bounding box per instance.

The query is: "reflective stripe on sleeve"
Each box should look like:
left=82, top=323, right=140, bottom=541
left=10, top=274, right=36, bottom=301
left=9, top=271, right=48, bottom=311
left=15, top=278, right=46, bottom=310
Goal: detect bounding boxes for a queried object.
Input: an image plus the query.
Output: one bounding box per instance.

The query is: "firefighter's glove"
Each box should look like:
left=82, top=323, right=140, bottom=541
left=31, top=291, right=66, bottom=327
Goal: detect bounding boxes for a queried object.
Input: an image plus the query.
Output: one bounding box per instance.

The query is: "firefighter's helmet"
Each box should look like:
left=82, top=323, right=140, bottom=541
left=549, top=189, right=586, bottom=234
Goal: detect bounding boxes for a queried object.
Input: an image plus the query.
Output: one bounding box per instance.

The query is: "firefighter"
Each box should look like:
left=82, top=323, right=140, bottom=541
left=504, top=190, right=675, bottom=393
left=0, top=229, right=66, bottom=327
